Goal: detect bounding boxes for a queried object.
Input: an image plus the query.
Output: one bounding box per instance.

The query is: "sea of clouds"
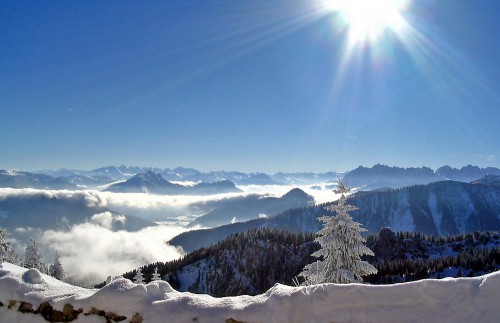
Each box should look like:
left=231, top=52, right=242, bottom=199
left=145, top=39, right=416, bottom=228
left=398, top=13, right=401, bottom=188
left=0, top=182, right=338, bottom=285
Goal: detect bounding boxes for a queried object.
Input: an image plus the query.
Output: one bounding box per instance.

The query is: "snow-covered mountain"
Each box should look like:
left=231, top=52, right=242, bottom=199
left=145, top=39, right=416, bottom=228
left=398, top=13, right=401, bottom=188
left=170, top=179, right=500, bottom=252
left=343, top=164, right=500, bottom=190
left=0, top=170, right=77, bottom=190
left=436, top=165, right=500, bottom=182
left=350, top=180, right=500, bottom=236
left=104, top=171, right=242, bottom=195
left=1, top=262, right=499, bottom=322
left=343, top=164, right=441, bottom=190
left=188, top=188, right=314, bottom=228
left=26, top=164, right=500, bottom=191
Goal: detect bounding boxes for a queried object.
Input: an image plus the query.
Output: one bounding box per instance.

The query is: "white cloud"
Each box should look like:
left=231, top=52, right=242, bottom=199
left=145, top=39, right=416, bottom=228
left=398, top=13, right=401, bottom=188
left=90, top=211, right=125, bottom=229
left=40, top=223, right=186, bottom=285
left=0, top=184, right=337, bottom=223
left=237, top=183, right=340, bottom=204
left=97, top=191, right=248, bottom=221
left=0, top=188, right=107, bottom=208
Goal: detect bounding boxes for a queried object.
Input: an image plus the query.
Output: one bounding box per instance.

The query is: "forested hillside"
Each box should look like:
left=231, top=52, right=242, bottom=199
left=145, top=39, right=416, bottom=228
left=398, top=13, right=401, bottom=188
left=126, top=228, right=500, bottom=297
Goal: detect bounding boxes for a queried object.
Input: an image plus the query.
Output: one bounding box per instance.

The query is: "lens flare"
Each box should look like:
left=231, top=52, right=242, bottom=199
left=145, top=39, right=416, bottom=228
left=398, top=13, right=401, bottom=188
left=323, top=0, right=411, bottom=44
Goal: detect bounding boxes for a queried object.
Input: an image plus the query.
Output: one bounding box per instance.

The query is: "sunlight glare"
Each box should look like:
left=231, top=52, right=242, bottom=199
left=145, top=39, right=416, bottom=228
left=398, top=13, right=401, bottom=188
left=323, top=0, right=410, bottom=43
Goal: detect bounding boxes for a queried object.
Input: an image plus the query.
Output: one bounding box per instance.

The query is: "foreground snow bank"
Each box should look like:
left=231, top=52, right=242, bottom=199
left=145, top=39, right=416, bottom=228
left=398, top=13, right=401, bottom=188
left=1, top=262, right=499, bottom=322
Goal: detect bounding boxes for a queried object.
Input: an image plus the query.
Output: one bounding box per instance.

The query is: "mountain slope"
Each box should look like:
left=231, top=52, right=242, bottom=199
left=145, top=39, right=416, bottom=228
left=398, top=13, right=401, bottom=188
left=141, top=229, right=500, bottom=296
left=472, top=174, right=500, bottom=187
left=141, top=229, right=316, bottom=297
left=188, top=188, right=314, bottom=228
left=169, top=180, right=500, bottom=252
left=349, top=180, right=500, bottom=236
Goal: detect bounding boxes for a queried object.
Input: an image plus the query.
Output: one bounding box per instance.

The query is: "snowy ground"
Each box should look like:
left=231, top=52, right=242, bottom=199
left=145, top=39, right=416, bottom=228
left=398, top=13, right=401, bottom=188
left=1, top=262, right=499, bottom=323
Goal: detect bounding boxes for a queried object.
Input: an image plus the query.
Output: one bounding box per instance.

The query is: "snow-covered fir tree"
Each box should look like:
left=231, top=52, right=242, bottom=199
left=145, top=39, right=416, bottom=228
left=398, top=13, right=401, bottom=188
left=300, top=179, right=377, bottom=285
left=24, top=238, right=46, bottom=273
left=49, top=251, right=65, bottom=281
left=0, top=227, right=19, bottom=264
left=133, top=267, right=144, bottom=284
left=151, top=266, right=161, bottom=281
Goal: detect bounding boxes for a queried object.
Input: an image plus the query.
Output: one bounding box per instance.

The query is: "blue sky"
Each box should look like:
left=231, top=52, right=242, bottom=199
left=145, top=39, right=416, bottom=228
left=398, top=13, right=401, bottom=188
left=1, top=0, right=499, bottom=173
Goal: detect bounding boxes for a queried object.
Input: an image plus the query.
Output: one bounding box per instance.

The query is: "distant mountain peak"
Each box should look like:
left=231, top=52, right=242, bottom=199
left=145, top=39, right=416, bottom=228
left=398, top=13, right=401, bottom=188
left=282, top=188, right=310, bottom=199
left=105, top=171, right=241, bottom=195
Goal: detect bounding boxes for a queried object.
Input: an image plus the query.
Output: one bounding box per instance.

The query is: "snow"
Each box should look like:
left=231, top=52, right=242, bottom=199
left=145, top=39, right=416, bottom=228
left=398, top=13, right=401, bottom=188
left=428, top=192, right=443, bottom=235
left=2, top=262, right=500, bottom=322
left=389, top=192, right=415, bottom=232
left=22, top=268, right=43, bottom=284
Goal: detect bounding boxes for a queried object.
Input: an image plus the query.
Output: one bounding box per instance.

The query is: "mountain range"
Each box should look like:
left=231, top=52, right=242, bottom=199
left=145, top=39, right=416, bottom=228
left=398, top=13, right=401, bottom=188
left=0, top=164, right=497, bottom=191
left=104, top=171, right=242, bottom=195
left=169, top=176, right=500, bottom=253
left=33, top=166, right=339, bottom=187
left=344, top=164, right=500, bottom=190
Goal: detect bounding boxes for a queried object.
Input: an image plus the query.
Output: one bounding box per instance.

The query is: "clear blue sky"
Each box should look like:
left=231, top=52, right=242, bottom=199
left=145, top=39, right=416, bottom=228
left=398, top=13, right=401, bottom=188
left=1, top=0, right=499, bottom=173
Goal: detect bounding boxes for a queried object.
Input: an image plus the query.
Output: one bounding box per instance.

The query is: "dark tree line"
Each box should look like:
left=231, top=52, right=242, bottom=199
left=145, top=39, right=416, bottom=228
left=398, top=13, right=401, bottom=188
left=104, top=228, right=499, bottom=297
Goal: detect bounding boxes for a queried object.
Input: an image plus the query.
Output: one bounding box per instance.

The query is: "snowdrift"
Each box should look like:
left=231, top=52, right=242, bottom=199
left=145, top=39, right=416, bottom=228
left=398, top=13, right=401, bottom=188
left=1, top=262, right=499, bottom=322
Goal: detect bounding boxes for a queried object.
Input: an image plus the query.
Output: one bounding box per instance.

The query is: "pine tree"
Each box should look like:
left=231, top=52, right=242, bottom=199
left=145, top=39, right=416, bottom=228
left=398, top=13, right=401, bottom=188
left=0, top=227, right=19, bottom=264
left=49, top=251, right=65, bottom=281
left=24, top=238, right=46, bottom=273
left=151, top=266, right=161, bottom=281
left=299, top=179, right=377, bottom=285
left=133, top=267, right=144, bottom=284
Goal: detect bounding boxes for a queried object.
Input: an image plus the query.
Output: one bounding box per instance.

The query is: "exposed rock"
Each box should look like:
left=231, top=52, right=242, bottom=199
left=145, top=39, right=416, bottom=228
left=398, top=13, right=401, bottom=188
left=105, top=311, right=127, bottom=322
left=130, top=313, right=144, bottom=323
left=18, top=301, right=35, bottom=313
left=62, top=303, right=82, bottom=321
left=85, top=307, right=105, bottom=316
left=37, top=302, right=62, bottom=322
left=3, top=299, right=124, bottom=323
left=226, top=318, right=246, bottom=323
left=8, top=300, right=17, bottom=309
left=85, top=307, right=128, bottom=322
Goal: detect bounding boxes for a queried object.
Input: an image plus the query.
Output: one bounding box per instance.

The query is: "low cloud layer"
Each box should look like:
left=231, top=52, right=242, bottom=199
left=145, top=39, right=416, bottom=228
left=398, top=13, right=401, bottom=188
left=41, top=223, right=186, bottom=285
left=0, top=183, right=339, bottom=285
left=0, top=183, right=338, bottom=223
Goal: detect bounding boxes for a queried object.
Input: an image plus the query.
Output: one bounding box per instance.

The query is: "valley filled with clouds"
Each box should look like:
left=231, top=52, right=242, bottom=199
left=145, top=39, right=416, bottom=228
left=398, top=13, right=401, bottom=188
left=0, top=183, right=336, bottom=285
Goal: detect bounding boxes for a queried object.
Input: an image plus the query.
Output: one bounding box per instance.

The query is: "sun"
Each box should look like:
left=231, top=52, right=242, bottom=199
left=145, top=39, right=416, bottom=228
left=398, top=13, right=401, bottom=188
left=323, top=0, right=410, bottom=43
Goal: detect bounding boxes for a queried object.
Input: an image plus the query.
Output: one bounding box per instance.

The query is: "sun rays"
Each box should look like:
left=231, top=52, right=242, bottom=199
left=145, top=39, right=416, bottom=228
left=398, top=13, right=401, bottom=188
left=322, top=0, right=411, bottom=45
